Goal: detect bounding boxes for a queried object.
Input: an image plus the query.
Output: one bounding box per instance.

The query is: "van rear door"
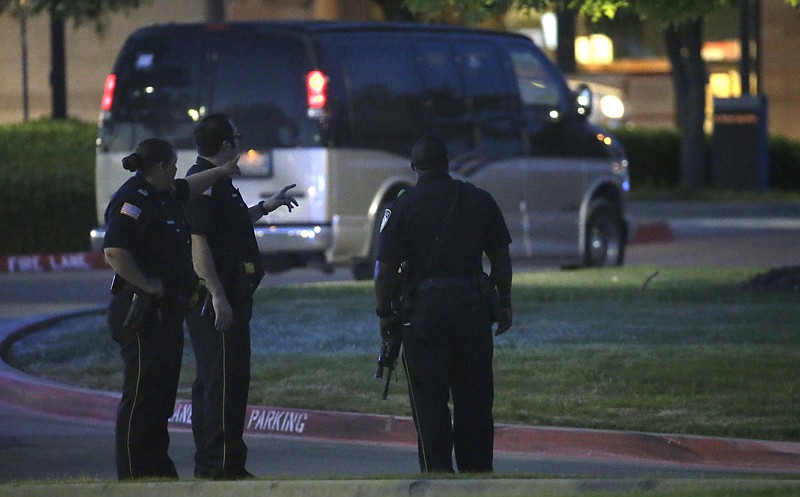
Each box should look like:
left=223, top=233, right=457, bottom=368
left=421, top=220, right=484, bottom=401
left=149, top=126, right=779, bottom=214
left=96, top=26, right=203, bottom=234
left=200, top=26, right=316, bottom=226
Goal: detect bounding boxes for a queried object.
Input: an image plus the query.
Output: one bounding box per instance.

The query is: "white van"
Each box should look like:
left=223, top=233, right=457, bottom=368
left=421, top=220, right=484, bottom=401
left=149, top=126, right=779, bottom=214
left=92, top=21, right=630, bottom=279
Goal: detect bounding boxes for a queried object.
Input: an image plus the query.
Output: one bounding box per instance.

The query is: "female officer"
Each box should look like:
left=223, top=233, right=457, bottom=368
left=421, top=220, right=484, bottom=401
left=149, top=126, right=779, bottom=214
left=103, top=137, right=240, bottom=480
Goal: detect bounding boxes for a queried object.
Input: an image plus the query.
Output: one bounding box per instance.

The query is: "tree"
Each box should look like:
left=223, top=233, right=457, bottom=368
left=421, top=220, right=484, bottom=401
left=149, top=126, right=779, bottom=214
left=403, top=0, right=800, bottom=191
left=0, top=0, right=150, bottom=119
left=206, top=0, right=225, bottom=21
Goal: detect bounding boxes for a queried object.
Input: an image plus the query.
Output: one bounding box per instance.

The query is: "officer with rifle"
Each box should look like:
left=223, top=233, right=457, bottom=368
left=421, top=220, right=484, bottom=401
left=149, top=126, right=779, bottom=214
left=374, top=135, right=513, bottom=474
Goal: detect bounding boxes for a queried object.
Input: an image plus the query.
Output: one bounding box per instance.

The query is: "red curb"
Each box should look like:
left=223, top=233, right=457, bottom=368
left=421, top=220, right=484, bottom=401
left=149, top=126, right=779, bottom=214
left=169, top=400, right=419, bottom=446
left=0, top=252, right=108, bottom=273
left=0, top=369, right=119, bottom=422
left=493, top=425, right=800, bottom=473
left=630, top=221, right=674, bottom=245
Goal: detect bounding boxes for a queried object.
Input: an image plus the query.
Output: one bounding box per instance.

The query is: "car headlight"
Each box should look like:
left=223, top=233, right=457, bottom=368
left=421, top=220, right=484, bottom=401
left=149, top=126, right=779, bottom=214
left=599, top=94, right=625, bottom=120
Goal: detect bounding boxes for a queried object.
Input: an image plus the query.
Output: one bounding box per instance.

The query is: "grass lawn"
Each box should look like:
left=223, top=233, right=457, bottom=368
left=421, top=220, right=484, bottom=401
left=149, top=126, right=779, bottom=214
left=7, top=266, right=800, bottom=442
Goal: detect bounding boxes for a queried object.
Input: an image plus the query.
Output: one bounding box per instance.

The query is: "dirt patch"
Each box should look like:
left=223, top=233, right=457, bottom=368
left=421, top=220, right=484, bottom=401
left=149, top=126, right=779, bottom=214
left=742, top=266, right=800, bottom=292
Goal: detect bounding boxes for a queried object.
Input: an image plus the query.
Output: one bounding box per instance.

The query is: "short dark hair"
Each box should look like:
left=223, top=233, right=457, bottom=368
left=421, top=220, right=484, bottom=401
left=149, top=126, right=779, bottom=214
left=121, top=138, right=175, bottom=172
left=194, top=113, right=234, bottom=157
left=411, top=135, right=449, bottom=171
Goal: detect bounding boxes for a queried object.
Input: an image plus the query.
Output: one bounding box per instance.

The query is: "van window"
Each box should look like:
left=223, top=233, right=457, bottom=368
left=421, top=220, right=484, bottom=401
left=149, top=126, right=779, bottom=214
left=111, top=31, right=200, bottom=144
left=455, top=40, right=523, bottom=159
left=509, top=50, right=562, bottom=109
left=207, top=31, right=310, bottom=153
left=415, top=39, right=474, bottom=160
left=508, top=41, right=569, bottom=138
left=328, top=39, right=423, bottom=155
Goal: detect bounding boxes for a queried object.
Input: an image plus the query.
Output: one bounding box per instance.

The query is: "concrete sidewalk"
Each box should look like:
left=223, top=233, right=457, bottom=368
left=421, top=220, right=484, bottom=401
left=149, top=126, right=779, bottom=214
left=4, top=477, right=800, bottom=497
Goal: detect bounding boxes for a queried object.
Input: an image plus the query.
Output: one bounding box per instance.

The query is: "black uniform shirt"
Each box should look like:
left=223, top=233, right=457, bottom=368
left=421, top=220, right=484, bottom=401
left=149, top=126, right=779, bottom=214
left=103, top=173, right=195, bottom=293
left=184, top=157, right=263, bottom=279
left=377, top=170, right=511, bottom=278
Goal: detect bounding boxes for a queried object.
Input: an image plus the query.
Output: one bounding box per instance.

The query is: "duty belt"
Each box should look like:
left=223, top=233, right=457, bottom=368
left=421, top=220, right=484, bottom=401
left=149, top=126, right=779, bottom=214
left=417, top=276, right=479, bottom=292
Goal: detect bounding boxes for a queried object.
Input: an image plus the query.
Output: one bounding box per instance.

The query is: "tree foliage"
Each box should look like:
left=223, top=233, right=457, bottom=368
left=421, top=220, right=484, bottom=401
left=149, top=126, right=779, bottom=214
left=404, top=0, right=799, bottom=25
left=0, top=0, right=149, bottom=29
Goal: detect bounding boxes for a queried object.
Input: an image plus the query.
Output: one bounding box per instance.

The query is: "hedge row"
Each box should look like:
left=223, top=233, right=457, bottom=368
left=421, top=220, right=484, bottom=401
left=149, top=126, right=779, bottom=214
left=2, top=119, right=800, bottom=256
left=614, top=126, right=800, bottom=190
left=0, top=119, right=96, bottom=255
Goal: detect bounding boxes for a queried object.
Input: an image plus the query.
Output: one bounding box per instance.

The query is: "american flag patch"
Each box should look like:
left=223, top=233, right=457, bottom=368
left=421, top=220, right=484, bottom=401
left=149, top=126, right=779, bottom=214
left=120, top=202, right=141, bottom=220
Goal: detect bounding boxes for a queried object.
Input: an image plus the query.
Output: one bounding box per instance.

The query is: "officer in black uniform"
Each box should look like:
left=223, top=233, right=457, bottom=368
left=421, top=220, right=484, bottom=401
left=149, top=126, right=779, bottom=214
left=103, top=138, right=240, bottom=480
left=184, top=113, right=298, bottom=480
left=374, top=135, right=513, bottom=473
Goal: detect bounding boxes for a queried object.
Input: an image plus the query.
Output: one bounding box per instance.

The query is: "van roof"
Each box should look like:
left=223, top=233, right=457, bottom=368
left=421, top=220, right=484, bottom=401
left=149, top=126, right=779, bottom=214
left=131, top=20, right=530, bottom=41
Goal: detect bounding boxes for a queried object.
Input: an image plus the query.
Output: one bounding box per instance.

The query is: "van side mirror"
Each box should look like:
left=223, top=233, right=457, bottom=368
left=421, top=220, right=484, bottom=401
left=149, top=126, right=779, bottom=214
left=574, top=83, right=593, bottom=120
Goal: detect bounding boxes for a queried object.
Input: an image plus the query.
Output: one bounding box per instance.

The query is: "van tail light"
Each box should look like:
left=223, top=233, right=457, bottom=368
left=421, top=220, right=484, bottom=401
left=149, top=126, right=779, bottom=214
left=306, top=70, right=327, bottom=110
left=101, top=74, right=117, bottom=112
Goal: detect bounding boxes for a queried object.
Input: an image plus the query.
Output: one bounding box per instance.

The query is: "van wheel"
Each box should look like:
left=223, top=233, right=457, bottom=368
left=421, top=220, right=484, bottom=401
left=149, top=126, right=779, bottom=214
left=351, top=208, right=385, bottom=281
left=583, top=198, right=625, bottom=267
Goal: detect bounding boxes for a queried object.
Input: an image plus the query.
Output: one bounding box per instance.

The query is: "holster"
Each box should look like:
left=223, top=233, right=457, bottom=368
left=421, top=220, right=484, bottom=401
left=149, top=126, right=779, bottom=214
left=396, top=270, right=417, bottom=322
left=122, top=292, right=156, bottom=332
left=180, top=278, right=207, bottom=311
left=240, top=261, right=264, bottom=295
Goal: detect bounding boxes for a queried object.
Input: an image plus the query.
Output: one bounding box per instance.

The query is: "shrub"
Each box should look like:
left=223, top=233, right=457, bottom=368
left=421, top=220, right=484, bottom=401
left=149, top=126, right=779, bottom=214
left=0, top=119, right=96, bottom=255
left=768, top=134, right=800, bottom=191
left=615, top=125, right=800, bottom=192
left=613, top=127, right=683, bottom=188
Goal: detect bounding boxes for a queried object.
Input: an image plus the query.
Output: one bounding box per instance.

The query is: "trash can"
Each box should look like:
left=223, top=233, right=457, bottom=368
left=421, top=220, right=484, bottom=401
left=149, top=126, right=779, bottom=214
left=711, top=95, right=769, bottom=190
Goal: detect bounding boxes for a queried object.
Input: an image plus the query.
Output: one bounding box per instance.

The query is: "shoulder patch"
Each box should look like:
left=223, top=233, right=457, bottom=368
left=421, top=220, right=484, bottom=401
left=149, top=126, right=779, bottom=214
left=201, top=187, right=212, bottom=196
left=379, top=208, right=392, bottom=233
left=120, top=202, right=142, bottom=220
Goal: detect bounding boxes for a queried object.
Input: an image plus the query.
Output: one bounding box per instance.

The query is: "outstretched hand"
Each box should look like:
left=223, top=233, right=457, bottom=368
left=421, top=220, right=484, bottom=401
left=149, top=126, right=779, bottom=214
left=220, top=155, right=242, bottom=177
left=262, top=184, right=299, bottom=213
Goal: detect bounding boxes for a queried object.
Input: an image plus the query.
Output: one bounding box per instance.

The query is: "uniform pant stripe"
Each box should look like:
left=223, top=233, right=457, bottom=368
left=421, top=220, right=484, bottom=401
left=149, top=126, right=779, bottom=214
left=125, top=333, right=143, bottom=479
left=221, top=333, right=228, bottom=477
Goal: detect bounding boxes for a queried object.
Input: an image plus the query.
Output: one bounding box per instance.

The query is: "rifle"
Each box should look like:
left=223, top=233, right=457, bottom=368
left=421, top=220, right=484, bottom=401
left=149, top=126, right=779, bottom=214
left=375, top=330, right=403, bottom=400
left=374, top=260, right=413, bottom=400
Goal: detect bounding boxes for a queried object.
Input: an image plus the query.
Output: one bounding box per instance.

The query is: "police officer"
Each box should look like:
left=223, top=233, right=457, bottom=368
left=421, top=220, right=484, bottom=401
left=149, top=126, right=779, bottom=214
left=374, top=135, right=513, bottom=473
left=103, top=138, right=241, bottom=480
left=184, top=114, right=298, bottom=480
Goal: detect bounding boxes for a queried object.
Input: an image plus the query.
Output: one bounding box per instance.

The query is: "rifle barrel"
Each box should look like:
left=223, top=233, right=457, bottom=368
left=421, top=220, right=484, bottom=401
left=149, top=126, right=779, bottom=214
left=381, top=369, right=392, bottom=400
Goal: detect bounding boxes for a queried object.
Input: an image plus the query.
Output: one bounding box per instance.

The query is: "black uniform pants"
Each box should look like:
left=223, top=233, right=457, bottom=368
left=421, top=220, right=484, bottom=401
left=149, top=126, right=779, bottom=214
left=402, top=286, right=495, bottom=473
left=109, top=290, right=184, bottom=480
left=185, top=278, right=253, bottom=479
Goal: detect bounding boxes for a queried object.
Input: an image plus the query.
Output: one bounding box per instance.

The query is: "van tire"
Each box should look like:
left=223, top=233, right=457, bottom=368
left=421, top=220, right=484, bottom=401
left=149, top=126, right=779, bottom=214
left=583, top=198, right=625, bottom=267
